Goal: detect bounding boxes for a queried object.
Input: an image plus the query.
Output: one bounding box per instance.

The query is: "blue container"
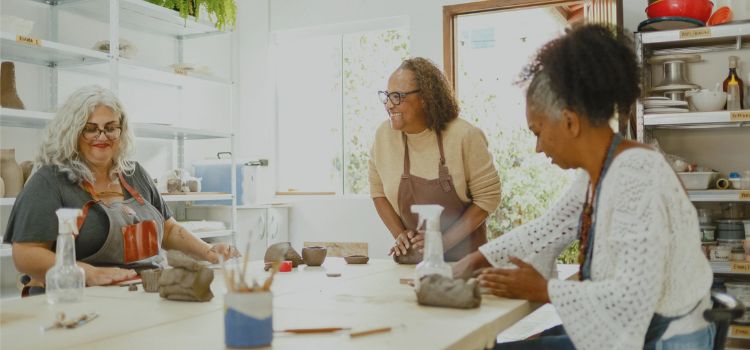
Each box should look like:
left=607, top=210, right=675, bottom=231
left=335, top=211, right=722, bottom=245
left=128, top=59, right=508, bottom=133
left=193, top=160, right=260, bottom=206
left=224, top=292, right=273, bottom=348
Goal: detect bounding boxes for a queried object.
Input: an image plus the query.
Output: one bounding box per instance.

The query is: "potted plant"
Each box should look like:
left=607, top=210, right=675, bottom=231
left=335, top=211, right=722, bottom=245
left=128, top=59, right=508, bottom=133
left=147, top=0, right=237, bottom=31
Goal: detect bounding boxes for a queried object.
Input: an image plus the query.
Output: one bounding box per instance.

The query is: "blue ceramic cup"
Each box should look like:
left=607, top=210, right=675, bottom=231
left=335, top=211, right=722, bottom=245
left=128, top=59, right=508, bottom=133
left=224, top=291, right=273, bottom=348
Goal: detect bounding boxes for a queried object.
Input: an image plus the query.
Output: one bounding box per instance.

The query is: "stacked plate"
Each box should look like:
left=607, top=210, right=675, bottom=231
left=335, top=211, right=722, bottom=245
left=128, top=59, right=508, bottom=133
left=643, top=97, right=689, bottom=114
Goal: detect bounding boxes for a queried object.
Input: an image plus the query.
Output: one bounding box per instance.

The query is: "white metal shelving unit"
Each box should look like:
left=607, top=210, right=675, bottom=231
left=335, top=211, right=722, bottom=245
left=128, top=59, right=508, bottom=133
left=0, top=0, right=238, bottom=261
left=636, top=23, right=750, bottom=342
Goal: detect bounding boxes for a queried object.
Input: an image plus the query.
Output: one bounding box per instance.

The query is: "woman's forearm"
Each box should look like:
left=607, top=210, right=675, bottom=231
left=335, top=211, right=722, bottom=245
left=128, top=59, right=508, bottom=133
left=12, top=242, right=98, bottom=283
left=162, top=218, right=212, bottom=260
left=442, top=204, right=488, bottom=250
left=373, top=197, right=407, bottom=238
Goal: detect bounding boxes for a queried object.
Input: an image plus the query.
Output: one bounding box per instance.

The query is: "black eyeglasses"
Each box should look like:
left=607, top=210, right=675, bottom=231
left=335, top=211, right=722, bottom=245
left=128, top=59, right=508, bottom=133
left=378, top=89, right=420, bottom=106
left=81, top=123, right=122, bottom=141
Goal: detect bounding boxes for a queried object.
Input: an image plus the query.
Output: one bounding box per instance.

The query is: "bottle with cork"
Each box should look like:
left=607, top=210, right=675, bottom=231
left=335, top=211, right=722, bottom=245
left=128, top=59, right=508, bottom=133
left=723, top=56, right=744, bottom=111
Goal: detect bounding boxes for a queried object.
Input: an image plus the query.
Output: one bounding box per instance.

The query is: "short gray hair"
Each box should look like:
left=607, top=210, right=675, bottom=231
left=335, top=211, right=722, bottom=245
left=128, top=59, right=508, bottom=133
left=526, top=71, right=565, bottom=121
left=37, top=85, right=135, bottom=184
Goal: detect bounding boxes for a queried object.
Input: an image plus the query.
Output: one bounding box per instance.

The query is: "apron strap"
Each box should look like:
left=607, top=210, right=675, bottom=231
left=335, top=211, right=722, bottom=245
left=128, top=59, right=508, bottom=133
left=401, top=132, right=410, bottom=180
left=76, top=200, right=99, bottom=236
left=436, top=131, right=452, bottom=193
left=118, top=173, right=145, bottom=205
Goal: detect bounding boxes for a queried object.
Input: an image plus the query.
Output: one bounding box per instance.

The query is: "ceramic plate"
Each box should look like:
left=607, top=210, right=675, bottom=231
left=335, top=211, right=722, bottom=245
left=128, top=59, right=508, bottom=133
left=650, top=83, right=700, bottom=92
left=645, top=107, right=690, bottom=114
left=638, top=17, right=705, bottom=32
left=647, top=54, right=702, bottom=64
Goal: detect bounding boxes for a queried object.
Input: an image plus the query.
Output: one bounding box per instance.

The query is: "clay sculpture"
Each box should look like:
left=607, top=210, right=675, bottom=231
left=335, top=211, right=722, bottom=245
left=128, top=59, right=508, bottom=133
left=393, top=247, right=422, bottom=265
left=301, top=246, right=327, bottom=266
left=264, top=242, right=304, bottom=269
left=416, top=274, right=481, bottom=309
left=158, top=250, right=214, bottom=302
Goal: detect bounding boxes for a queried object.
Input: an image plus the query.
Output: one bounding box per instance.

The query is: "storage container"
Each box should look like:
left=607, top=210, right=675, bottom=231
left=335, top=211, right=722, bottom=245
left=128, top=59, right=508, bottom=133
left=677, top=172, right=717, bottom=190
left=193, top=159, right=267, bottom=206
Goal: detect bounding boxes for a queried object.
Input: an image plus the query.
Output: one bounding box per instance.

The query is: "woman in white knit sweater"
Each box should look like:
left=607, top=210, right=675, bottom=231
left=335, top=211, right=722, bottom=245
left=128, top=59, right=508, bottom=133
left=452, top=25, right=714, bottom=350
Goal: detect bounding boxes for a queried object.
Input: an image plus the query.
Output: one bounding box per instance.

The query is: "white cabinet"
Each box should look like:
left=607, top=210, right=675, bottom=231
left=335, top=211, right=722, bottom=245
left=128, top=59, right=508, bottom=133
left=185, top=206, right=289, bottom=261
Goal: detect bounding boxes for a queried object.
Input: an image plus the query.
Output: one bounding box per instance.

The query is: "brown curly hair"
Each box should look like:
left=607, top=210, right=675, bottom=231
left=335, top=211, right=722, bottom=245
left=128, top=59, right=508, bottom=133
left=399, top=57, right=459, bottom=132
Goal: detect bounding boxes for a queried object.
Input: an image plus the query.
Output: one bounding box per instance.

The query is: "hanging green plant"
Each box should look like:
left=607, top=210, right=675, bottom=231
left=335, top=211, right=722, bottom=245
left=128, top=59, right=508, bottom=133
left=147, top=0, right=237, bottom=31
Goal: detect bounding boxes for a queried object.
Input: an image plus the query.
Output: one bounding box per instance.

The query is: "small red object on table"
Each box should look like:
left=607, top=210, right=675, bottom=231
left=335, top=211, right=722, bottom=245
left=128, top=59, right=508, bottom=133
left=279, top=260, right=293, bottom=272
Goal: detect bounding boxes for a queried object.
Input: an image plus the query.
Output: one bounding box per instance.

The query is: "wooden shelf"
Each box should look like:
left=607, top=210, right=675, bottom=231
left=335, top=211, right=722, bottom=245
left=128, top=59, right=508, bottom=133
left=730, top=325, right=750, bottom=340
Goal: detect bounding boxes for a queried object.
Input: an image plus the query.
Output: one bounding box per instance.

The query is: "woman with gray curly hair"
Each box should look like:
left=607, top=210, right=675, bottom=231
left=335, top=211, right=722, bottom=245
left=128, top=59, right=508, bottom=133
left=4, top=85, right=239, bottom=293
left=370, top=57, right=500, bottom=261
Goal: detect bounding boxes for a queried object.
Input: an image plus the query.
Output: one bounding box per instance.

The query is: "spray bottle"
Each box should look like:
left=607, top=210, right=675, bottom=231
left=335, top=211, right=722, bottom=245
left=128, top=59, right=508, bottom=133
left=46, top=208, right=85, bottom=304
left=412, top=204, right=451, bottom=289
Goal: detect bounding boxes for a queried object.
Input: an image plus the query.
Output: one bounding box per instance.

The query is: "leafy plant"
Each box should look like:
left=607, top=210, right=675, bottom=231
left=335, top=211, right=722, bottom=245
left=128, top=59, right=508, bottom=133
left=147, top=0, right=237, bottom=31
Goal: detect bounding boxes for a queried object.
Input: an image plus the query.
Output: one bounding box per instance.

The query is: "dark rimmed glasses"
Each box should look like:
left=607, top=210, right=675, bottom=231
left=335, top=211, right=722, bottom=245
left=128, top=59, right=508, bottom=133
left=378, top=89, right=420, bottom=106
left=81, top=123, right=122, bottom=141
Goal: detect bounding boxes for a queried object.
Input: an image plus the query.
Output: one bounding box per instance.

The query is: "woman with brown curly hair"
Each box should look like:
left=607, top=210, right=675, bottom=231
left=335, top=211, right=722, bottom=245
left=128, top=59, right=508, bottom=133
left=369, top=57, right=501, bottom=261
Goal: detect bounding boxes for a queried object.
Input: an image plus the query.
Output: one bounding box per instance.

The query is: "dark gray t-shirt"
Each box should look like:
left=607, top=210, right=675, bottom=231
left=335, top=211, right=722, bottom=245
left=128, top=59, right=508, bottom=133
left=3, top=163, right=172, bottom=260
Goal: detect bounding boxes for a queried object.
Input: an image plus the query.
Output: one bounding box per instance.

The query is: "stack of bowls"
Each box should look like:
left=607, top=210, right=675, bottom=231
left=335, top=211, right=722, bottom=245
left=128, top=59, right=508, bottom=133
left=646, top=0, right=714, bottom=23
left=717, top=219, right=746, bottom=250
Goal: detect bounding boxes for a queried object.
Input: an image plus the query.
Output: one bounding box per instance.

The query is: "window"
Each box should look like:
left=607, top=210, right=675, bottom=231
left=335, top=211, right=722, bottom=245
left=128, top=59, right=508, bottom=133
left=273, top=19, right=409, bottom=195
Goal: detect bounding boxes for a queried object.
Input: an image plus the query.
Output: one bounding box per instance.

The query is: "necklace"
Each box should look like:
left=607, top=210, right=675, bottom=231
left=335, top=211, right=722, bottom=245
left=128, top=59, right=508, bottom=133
left=578, top=133, right=620, bottom=279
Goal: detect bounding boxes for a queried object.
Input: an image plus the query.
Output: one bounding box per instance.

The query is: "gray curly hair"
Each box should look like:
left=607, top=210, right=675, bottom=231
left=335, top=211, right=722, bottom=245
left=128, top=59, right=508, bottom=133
left=36, top=85, right=135, bottom=184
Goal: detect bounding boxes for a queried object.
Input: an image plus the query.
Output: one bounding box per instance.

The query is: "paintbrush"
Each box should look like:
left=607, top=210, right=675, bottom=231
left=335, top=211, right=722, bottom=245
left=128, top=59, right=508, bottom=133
left=239, top=238, right=252, bottom=290
left=274, top=327, right=351, bottom=334
left=350, top=326, right=392, bottom=338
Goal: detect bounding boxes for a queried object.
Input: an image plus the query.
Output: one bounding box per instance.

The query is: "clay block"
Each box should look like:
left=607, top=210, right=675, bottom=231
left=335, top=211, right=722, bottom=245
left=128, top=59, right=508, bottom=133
left=158, top=250, right=214, bottom=302
left=416, top=274, right=481, bottom=309
left=140, top=269, right=162, bottom=293
left=264, top=242, right=304, bottom=267
left=393, top=247, right=422, bottom=265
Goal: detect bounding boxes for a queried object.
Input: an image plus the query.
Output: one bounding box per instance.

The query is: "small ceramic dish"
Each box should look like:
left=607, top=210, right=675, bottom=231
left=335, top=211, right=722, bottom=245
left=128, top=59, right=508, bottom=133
left=344, top=255, right=369, bottom=264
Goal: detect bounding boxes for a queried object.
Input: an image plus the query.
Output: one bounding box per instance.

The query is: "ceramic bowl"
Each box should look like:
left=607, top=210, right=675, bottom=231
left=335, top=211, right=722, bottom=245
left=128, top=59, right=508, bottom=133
left=301, top=246, right=327, bottom=266
left=344, top=255, right=369, bottom=264
left=646, top=0, right=714, bottom=22
left=687, top=90, right=727, bottom=112
left=140, top=269, right=162, bottom=293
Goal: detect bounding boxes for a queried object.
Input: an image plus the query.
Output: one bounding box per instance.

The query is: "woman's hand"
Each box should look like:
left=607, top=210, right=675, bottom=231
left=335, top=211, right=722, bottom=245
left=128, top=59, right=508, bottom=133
left=389, top=230, right=415, bottom=256
left=477, top=256, right=550, bottom=303
left=409, top=230, right=425, bottom=253
left=86, top=266, right=137, bottom=286
left=205, top=244, right=241, bottom=264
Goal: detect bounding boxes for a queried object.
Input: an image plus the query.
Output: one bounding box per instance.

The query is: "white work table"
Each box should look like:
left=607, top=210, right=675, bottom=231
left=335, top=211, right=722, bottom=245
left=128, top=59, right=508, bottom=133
left=0, top=258, right=575, bottom=350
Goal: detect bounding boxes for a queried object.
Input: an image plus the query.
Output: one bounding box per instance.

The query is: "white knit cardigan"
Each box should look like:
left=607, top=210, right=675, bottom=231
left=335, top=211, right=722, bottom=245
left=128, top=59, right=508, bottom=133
left=479, top=148, right=713, bottom=350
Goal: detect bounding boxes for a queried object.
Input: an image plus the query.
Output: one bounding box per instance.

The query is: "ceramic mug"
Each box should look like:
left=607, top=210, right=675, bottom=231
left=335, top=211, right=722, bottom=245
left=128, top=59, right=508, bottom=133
left=224, top=291, right=273, bottom=348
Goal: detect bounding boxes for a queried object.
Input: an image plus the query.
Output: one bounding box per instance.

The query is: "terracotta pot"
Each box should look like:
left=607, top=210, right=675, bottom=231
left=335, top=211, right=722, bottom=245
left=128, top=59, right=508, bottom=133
left=0, top=176, right=4, bottom=197
left=0, top=149, right=23, bottom=197
left=0, top=62, right=25, bottom=109
left=19, top=160, right=33, bottom=185
left=301, top=246, right=327, bottom=266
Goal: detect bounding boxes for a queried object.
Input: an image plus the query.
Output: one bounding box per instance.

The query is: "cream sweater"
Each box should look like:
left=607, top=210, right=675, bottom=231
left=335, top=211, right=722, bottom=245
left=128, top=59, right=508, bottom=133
left=368, top=118, right=501, bottom=215
left=479, top=149, right=713, bottom=350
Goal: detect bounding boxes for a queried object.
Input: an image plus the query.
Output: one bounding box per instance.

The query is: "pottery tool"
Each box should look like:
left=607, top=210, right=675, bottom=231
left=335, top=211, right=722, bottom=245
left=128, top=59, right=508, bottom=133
left=274, top=327, right=351, bottom=334
left=42, top=312, right=99, bottom=332
left=218, top=254, right=233, bottom=292
left=239, top=238, right=252, bottom=290
left=399, top=278, right=413, bottom=285
left=349, top=326, right=392, bottom=338
left=262, top=262, right=279, bottom=291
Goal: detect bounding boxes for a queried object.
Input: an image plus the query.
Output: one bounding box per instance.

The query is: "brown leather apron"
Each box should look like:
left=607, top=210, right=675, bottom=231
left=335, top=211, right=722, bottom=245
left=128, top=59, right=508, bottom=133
left=77, top=173, right=164, bottom=267
left=397, top=131, right=487, bottom=262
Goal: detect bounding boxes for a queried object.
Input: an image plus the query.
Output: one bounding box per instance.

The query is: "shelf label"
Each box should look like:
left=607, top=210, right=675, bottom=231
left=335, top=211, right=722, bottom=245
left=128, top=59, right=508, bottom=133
left=730, top=262, right=750, bottom=273
left=731, top=111, right=750, bottom=122
left=741, top=191, right=750, bottom=200
left=173, top=68, right=188, bottom=76
left=16, top=35, right=41, bottom=46
left=731, top=325, right=750, bottom=338
left=679, top=27, right=711, bottom=40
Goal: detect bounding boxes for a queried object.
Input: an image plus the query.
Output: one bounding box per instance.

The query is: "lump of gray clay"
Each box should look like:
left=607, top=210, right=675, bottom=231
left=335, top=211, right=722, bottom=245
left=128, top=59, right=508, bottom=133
left=158, top=250, right=214, bottom=302
left=393, top=247, right=422, bottom=265
left=264, top=242, right=304, bottom=267
left=416, top=274, right=481, bottom=309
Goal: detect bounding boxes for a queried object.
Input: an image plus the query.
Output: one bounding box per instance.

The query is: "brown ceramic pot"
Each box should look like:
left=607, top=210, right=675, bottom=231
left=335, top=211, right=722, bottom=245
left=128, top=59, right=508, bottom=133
left=140, top=269, right=162, bottom=293
left=344, top=255, right=369, bottom=264
left=264, top=242, right=304, bottom=267
left=0, top=149, right=23, bottom=197
left=301, top=246, right=327, bottom=266
left=0, top=62, right=25, bottom=109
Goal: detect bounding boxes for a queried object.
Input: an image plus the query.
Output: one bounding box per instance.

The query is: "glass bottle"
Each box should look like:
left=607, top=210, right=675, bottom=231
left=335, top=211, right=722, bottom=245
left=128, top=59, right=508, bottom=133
left=412, top=205, right=451, bottom=290
left=46, top=208, right=85, bottom=304
left=723, top=56, right=744, bottom=110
